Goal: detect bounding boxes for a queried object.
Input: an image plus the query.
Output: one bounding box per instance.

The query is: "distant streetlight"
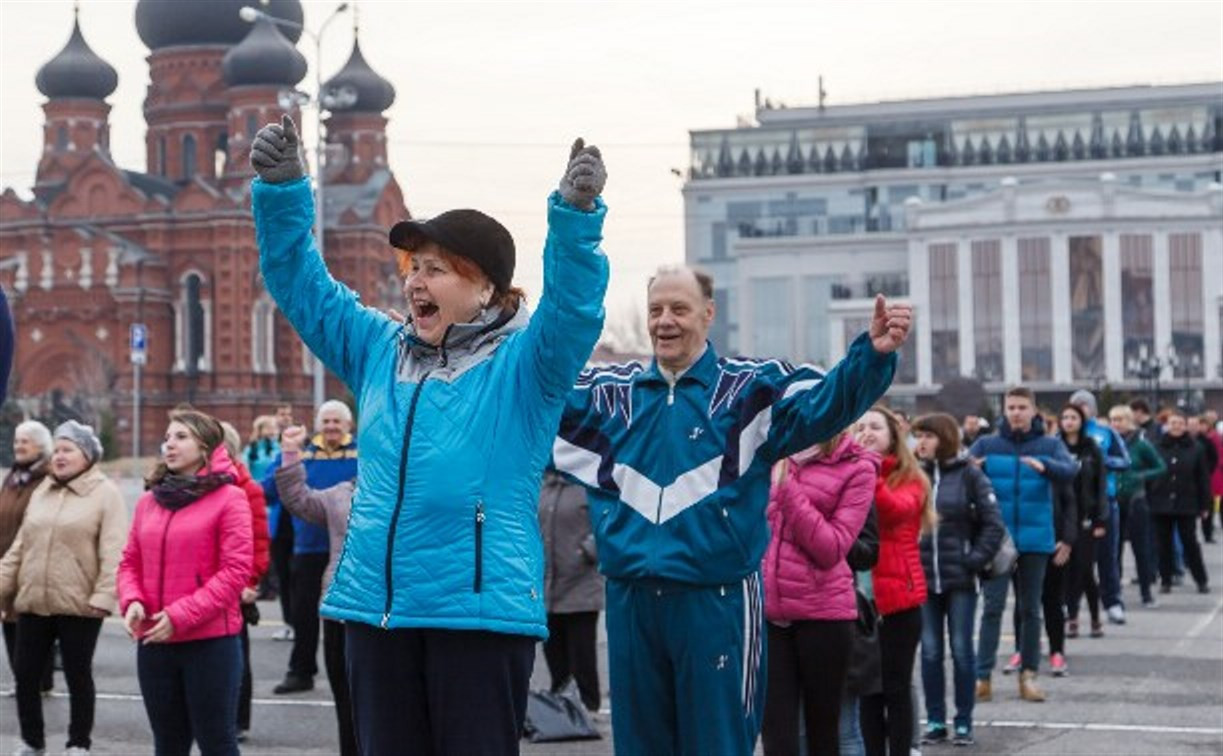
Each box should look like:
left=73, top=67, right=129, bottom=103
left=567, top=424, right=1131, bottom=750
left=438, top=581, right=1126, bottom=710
left=241, top=4, right=354, bottom=414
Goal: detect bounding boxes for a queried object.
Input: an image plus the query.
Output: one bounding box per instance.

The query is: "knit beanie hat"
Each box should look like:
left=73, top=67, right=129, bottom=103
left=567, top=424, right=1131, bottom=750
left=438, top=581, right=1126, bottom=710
left=53, top=420, right=103, bottom=466
left=1068, top=389, right=1098, bottom=418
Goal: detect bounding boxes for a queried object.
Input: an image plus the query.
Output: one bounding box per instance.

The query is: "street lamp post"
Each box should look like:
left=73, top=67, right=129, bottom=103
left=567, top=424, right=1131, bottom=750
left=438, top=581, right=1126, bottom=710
left=1127, top=342, right=1165, bottom=409
left=240, top=3, right=353, bottom=413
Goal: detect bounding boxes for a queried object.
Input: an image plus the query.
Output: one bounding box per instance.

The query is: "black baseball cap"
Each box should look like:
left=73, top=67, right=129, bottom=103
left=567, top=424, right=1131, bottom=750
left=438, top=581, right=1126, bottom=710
left=389, top=210, right=515, bottom=293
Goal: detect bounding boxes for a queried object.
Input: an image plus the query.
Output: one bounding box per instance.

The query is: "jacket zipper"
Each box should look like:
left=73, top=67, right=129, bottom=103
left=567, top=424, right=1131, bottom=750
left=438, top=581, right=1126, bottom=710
left=474, top=502, right=485, bottom=593
left=382, top=370, right=432, bottom=628
left=931, top=466, right=942, bottom=595
left=1012, top=454, right=1022, bottom=541
left=157, top=509, right=180, bottom=609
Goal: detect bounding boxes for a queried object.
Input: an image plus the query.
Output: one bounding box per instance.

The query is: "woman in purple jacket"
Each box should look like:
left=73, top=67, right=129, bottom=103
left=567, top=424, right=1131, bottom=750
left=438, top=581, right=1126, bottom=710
left=761, top=430, right=879, bottom=756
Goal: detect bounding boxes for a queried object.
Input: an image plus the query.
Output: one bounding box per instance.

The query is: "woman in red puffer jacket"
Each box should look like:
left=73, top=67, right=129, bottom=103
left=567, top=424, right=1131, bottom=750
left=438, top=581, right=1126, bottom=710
left=761, top=431, right=879, bottom=756
left=854, top=405, right=932, bottom=756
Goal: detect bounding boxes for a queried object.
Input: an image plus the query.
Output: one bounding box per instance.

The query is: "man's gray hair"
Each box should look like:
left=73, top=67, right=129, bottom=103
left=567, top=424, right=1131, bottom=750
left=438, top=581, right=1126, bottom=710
left=647, top=264, right=714, bottom=301
left=14, top=420, right=53, bottom=458
left=315, top=399, right=354, bottom=431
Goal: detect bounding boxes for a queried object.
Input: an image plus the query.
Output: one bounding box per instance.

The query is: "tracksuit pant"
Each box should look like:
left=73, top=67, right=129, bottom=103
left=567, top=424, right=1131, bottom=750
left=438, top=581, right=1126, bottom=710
left=605, top=573, right=766, bottom=756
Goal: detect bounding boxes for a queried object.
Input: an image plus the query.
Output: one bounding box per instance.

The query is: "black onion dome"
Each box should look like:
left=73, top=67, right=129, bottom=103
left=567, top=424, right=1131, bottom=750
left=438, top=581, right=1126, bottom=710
left=136, top=0, right=303, bottom=50
left=222, top=15, right=306, bottom=87
left=35, top=16, right=118, bottom=100
left=323, top=39, right=395, bottom=113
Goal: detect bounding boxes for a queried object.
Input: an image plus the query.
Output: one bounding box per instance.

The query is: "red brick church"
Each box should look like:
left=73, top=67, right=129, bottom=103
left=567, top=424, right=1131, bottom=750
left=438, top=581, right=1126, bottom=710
left=0, top=0, right=408, bottom=455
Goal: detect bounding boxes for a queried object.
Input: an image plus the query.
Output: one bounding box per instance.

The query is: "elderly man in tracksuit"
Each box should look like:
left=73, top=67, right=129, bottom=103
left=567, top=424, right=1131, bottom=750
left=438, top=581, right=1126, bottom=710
left=1069, top=389, right=1132, bottom=624
left=554, top=265, right=911, bottom=755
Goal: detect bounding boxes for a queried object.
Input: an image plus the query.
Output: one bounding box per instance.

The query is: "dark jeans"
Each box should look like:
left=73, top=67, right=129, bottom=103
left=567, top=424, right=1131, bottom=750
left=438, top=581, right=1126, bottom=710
left=271, top=509, right=294, bottom=623
left=137, top=634, right=242, bottom=756
left=14, top=614, right=102, bottom=750
left=1096, top=498, right=1122, bottom=609
left=762, top=619, right=854, bottom=756
left=1154, top=514, right=1209, bottom=588
left=345, top=622, right=535, bottom=756
left=2, top=620, right=53, bottom=691
left=1065, top=530, right=1101, bottom=623
left=543, top=611, right=601, bottom=713
left=323, top=619, right=357, bottom=756
left=1122, top=493, right=1157, bottom=602
left=238, top=622, right=253, bottom=731
left=1042, top=557, right=1066, bottom=655
left=288, top=552, right=328, bottom=678
left=978, top=553, right=1047, bottom=678
left=920, top=590, right=977, bottom=731
left=861, top=606, right=921, bottom=756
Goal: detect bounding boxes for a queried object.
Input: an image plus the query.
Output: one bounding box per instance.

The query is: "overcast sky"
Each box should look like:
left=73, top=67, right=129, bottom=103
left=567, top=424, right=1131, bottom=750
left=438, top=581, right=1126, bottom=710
left=2, top=0, right=1221, bottom=331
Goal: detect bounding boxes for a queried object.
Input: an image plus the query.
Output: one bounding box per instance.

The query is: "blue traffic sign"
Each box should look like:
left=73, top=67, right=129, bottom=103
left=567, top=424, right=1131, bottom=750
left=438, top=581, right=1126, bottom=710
left=130, top=323, right=147, bottom=352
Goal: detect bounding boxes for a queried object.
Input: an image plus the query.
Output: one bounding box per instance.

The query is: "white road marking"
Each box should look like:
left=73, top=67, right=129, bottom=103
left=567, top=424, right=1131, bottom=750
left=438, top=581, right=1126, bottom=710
left=976, top=719, right=1223, bottom=736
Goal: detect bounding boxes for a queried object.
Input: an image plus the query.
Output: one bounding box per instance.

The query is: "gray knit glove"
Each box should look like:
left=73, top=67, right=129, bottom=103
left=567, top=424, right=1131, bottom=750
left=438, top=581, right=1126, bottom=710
left=558, top=138, right=607, bottom=211
left=250, top=115, right=304, bottom=184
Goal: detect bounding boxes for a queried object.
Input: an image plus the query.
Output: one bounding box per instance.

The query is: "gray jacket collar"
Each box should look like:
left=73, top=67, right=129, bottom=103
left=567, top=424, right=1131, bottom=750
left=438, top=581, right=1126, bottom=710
left=397, top=304, right=531, bottom=382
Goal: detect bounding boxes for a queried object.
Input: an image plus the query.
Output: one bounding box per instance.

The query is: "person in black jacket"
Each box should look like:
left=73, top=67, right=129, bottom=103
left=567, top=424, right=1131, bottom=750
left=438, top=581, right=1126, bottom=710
left=1188, top=415, right=1219, bottom=544
left=839, top=504, right=879, bottom=756
left=1060, top=404, right=1109, bottom=643
left=912, top=413, right=1003, bottom=746
left=1150, top=411, right=1211, bottom=593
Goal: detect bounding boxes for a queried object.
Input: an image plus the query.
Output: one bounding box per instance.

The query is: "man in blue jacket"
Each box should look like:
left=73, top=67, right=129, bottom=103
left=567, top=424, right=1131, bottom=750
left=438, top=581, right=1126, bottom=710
left=1069, top=389, right=1131, bottom=624
left=262, top=400, right=358, bottom=694
left=554, top=265, right=911, bottom=755
left=970, top=387, right=1077, bottom=703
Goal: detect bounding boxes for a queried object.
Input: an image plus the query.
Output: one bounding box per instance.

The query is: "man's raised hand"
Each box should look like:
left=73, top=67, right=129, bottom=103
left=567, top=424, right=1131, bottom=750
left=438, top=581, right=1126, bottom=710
left=869, top=294, right=913, bottom=354
left=559, top=138, right=607, bottom=211
left=250, top=114, right=304, bottom=184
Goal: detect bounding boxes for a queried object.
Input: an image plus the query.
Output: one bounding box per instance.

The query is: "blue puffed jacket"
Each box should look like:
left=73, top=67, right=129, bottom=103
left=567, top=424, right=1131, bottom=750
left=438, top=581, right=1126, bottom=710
left=252, top=177, right=609, bottom=638
left=553, top=334, right=897, bottom=585
left=969, top=416, right=1078, bottom=554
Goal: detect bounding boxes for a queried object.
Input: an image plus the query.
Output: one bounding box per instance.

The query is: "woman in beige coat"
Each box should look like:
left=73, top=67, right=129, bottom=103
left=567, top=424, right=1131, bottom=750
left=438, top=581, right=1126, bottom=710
left=0, top=420, right=128, bottom=755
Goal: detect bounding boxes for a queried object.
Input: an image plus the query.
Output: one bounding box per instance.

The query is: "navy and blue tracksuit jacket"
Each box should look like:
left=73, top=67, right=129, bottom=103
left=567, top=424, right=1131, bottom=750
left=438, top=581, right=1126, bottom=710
left=261, top=433, right=358, bottom=554
left=1083, top=417, right=1131, bottom=499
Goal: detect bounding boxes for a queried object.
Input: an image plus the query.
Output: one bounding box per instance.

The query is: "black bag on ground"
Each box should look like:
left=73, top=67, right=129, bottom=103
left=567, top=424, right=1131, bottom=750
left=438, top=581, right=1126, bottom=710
left=522, top=682, right=601, bottom=743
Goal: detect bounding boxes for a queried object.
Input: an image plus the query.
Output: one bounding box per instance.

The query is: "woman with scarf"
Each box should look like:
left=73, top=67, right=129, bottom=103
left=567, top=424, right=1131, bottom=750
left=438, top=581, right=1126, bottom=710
left=0, top=420, right=128, bottom=755
left=0, top=420, right=55, bottom=694
left=911, top=413, right=1004, bottom=747
left=760, top=430, right=879, bottom=755
left=854, top=406, right=933, bottom=756
left=117, top=409, right=253, bottom=756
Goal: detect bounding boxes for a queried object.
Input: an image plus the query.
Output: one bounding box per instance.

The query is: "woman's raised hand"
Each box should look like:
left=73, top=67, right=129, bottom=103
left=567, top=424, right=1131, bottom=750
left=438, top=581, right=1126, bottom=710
left=559, top=138, right=607, bottom=211
left=280, top=425, right=307, bottom=454
left=250, top=115, right=305, bottom=184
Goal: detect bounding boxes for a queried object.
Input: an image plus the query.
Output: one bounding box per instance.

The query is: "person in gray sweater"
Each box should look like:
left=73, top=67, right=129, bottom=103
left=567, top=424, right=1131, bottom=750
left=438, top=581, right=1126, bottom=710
left=538, top=471, right=604, bottom=714
left=275, top=425, right=356, bottom=756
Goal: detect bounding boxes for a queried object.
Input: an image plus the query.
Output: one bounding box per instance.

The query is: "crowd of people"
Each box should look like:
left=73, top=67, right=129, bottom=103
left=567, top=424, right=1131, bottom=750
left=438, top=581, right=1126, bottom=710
left=0, top=119, right=1219, bottom=756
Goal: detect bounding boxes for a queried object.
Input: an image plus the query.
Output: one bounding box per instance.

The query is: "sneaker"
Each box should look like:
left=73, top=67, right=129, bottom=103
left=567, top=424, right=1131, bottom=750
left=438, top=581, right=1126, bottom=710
left=1107, top=605, right=1126, bottom=625
left=1142, top=596, right=1159, bottom=608
left=1066, top=619, right=1079, bottom=638
left=1090, top=621, right=1105, bottom=638
left=12, top=744, right=45, bottom=756
left=1002, top=652, right=1022, bottom=674
left=921, top=724, right=948, bottom=744
left=1160, top=583, right=1173, bottom=594
left=953, top=726, right=975, bottom=746
left=273, top=674, right=313, bottom=694
left=1198, top=583, right=1211, bottom=594
left=65, top=748, right=89, bottom=755
left=1050, top=652, right=1068, bottom=676
left=272, top=626, right=294, bottom=642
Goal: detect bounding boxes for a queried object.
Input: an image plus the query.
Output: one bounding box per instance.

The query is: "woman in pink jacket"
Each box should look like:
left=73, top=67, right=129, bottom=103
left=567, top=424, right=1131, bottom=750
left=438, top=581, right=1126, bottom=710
left=761, top=430, right=879, bottom=756
left=117, top=409, right=253, bottom=756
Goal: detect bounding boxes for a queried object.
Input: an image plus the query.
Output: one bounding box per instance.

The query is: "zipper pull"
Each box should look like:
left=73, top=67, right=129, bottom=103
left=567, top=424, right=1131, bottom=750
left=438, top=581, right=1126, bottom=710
left=380, top=612, right=389, bottom=629
left=668, top=385, right=675, bottom=406
left=476, top=502, right=485, bottom=523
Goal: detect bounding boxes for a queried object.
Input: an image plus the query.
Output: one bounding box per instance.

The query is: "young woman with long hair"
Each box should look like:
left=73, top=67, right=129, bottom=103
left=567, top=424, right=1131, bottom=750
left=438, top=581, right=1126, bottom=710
left=912, top=413, right=1004, bottom=747
left=761, top=430, right=879, bottom=755
left=118, top=409, right=253, bottom=755
left=854, top=406, right=933, bottom=755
